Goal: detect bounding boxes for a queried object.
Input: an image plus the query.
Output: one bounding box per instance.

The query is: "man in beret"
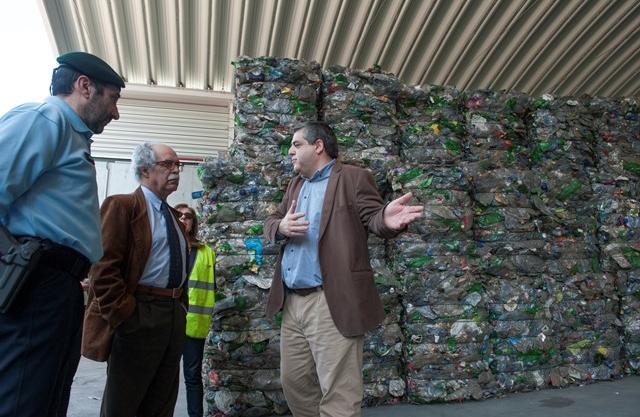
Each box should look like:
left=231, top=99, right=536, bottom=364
left=0, top=51, right=124, bottom=417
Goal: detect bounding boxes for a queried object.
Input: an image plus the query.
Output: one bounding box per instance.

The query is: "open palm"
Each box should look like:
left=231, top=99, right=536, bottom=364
left=383, top=192, right=423, bottom=230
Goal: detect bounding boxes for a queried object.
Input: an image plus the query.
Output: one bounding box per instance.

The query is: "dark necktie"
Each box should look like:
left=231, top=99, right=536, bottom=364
left=161, top=201, right=183, bottom=288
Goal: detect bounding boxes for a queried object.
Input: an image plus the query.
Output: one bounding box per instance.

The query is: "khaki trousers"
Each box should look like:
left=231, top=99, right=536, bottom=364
left=280, top=289, right=363, bottom=417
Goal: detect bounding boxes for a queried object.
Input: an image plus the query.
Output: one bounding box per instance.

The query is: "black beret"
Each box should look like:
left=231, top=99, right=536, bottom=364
left=56, top=51, right=125, bottom=88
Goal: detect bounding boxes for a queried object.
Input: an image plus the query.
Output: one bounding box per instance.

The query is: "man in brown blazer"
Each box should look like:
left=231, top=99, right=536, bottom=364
left=82, top=142, right=189, bottom=417
left=265, top=122, right=423, bottom=417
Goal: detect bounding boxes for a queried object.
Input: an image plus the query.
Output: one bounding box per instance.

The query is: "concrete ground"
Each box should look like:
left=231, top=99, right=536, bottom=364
left=67, top=357, right=188, bottom=417
left=69, top=357, right=640, bottom=417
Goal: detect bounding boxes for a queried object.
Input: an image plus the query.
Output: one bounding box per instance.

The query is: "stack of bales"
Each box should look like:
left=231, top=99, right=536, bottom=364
left=322, top=65, right=402, bottom=191
left=591, top=97, right=640, bottom=374
left=321, top=65, right=405, bottom=405
left=198, top=56, right=640, bottom=415
left=528, top=95, right=622, bottom=385
left=231, top=56, right=321, bottom=189
left=362, top=236, right=406, bottom=406
left=392, top=85, right=482, bottom=402
left=463, top=90, right=561, bottom=393
left=199, top=57, right=322, bottom=416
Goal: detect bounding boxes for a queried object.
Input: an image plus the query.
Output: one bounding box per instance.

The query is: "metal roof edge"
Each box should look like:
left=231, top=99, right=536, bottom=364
left=121, top=84, right=232, bottom=106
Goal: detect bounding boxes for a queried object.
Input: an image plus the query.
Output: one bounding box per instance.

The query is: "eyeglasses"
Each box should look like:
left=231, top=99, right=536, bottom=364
left=154, top=160, right=183, bottom=171
left=178, top=212, right=194, bottom=220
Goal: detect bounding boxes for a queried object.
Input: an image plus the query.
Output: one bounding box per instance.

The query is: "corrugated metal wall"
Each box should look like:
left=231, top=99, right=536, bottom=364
left=41, top=0, right=640, bottom=98
left=93, top=85, right=232, bottom=160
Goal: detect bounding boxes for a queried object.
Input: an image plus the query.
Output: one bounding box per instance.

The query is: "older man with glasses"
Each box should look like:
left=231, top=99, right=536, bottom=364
left=83, top=142, right=189, bottom=417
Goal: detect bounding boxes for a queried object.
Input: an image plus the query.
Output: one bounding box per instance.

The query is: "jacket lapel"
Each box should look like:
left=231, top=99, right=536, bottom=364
left=318, top=161, right=341, bottom=242
left=131, top=187, right=151, bottom=268
left=289, top=177, right=305, bottom=210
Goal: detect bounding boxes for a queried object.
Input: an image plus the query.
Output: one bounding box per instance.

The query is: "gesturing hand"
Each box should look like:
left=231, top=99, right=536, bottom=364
left=383, top=192, right=423, bottom=231
left=278, top=200, right=309, bottom=238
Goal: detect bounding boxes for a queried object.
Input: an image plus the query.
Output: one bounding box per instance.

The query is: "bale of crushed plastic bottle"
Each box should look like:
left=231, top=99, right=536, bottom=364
left=200, top=129, right=292, bottom=416
left=524, top=96, right=619, bottom=379
left=389, top=165, right=473, bottom=240
left=397, top=84, right=465, bottom=166
left=602, top=241, right=640, bottom=374
left=591, top=98, right=640, bottom=182
left=388, top=157, right=482, bottom=401
left=528, top=172, right=598, bottom=239
left=398, top=84, right=463, bottom=121
left=363, top=238, right=407, bottom=405
left=362, top=322, right=405, bottom=406
left=463, top=91, right=530, bottom=196
left=234, top=112, right=310, bottom=146
left=622, top=269, right=640, bottom=372
left=463, top=90, right=539, bottom=332
left=464, top=90, right=529, bottom=141
left=321, top=65, right=402, bottom=191
left=203, top=386, right=289, bottom=417
left=528, top=95, right=599, bottom=237
left=202, top=257, right=282, bottom=416
left=322, top=65, right=402, bottom=125
left=235, top=82, right=318, bottom=115
left=230, top=57, right=322, bottom=202
left=199, top=210, right=284, bottom=415
left=203, top=273, right=284, bottom=416
left=234, top=56, right=322, bottom=86
left=403, top=296, right=492, bottom=375
left=329, top=119, right=397, bottom=151
left=198, top=156, right=293, bottom=195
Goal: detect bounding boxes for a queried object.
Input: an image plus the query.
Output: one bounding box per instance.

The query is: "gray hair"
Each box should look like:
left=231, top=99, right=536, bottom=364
left=131, top=142, right=157, bottom=181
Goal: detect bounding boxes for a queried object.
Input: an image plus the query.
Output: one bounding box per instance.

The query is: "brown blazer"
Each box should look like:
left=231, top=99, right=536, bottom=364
left=265, top=161, right=400, bottom=337
left=81, top=187, right=187, bottom=361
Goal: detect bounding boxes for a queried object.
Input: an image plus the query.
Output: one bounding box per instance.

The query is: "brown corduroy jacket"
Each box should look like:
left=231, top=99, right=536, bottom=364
left=81, top=187, right=187, bottom=361
left=265, top=161, right=401, bottom=337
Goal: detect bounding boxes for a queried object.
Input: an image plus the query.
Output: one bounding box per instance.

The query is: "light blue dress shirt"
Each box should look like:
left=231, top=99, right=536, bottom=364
left=138, top=186, right=187, bottom=288
left=0, top=96, right=103, bottom=262
left=281, top=159, right=335, bottom=289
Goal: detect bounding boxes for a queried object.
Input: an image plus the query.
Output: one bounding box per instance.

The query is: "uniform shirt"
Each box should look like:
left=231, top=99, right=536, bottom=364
left=0, top=96, right=103, bottom=262
left=138, top=186, right=187, bottom=288
left=281, top=159, right=335, bottom=289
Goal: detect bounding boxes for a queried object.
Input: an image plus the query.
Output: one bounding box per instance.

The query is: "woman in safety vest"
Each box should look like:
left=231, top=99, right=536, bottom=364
left=175, top=203, right=216, bottom=417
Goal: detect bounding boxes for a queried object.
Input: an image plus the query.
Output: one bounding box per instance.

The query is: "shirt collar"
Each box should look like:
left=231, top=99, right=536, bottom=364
left=303, top=159, right=336, bottom=182
left=45, top=96, right=94, bottom=141
left=141, top=185, right=164, bottom=212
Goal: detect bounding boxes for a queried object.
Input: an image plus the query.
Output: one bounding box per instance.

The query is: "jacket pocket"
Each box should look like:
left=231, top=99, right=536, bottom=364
left=351, top=269, right=373, bottom=281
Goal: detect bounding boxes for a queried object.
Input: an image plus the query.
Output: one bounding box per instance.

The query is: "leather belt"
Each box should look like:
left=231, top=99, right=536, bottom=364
left=136, top=285, right=183, bottom=299
left=285, top=285, right=322, bottom=297
left=39, top=244, right=91, bottom=280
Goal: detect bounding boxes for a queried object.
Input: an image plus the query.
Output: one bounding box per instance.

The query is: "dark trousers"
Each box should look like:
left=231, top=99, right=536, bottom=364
left=0, top=265, right=84, bottom=417
left=100, top=293, right=186, bottom=417
left=183, top=336, right=206, bottom=417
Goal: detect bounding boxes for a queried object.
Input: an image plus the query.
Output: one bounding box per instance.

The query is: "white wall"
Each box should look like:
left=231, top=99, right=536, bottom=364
left=95, top=159, right=203, bottom=208
left=92, top=85, right=232, bottom=160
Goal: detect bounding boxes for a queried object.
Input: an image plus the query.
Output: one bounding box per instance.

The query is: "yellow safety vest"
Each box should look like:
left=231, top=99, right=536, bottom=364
left=186, top=244, right=216, bottom=339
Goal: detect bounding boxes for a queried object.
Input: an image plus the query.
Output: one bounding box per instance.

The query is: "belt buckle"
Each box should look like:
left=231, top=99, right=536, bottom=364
left=171, top=288, right=181, bottom=298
